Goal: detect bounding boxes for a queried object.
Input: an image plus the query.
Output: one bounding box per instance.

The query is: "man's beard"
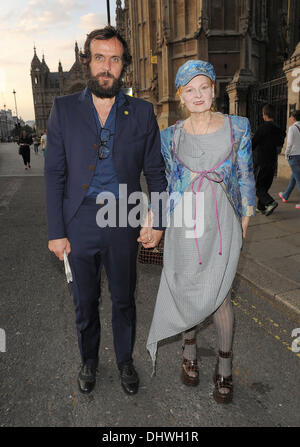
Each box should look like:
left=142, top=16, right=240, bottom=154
left=87, top=68, right=123, bottom=98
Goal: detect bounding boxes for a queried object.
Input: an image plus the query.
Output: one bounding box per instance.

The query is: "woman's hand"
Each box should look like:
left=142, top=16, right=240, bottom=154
left=137, top=210, right=164, bottom=248
left=137, top=227, right=164, bottom=248
left=241, top=216, right=250, bottom=239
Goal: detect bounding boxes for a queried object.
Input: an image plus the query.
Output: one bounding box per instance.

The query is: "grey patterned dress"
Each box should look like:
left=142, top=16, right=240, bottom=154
left=146, top=116, right=243, bottom=370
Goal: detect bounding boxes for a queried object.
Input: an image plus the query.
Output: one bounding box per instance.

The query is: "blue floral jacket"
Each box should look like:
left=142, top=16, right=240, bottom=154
left=160, top=115, right=256, bottom=219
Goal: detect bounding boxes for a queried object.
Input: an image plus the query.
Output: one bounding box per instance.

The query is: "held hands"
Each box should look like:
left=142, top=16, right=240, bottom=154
left=137, top=210, right=163, bottom=248
left=48, top=238, right=71, bottom=261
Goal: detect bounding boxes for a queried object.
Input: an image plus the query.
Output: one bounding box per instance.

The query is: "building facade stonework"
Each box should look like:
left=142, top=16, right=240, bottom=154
left=31, top=44, right=86, bottom=135
left=0, top=108, right=18, bottom=140
left=30, top=1, right=300, bottom=139
left=116, top=0, right=300, bottom=130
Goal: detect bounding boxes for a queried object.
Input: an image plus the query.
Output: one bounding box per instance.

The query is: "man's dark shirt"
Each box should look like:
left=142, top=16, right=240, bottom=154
left=18, top=135, right=33, bottom=147
left=252, top=121, right=285, bottom=167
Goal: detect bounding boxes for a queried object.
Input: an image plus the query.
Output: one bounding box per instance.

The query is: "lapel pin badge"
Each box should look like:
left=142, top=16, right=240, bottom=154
left=124, top=110, right=129, bottom=115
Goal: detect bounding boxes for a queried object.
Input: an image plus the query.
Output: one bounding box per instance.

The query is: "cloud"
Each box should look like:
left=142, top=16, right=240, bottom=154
left=17, top=2, right=70, bottom=33
left=79, top=12, right=107, bottom=33
left=0, top=69, right=6, bottom=93
left=0, top=0, right=116, bottom=120
left=4, top=0, right=91, bottom=34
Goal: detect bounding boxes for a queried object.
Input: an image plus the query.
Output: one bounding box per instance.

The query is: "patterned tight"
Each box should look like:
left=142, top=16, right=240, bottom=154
left=183, top=293, right=234, bottom=379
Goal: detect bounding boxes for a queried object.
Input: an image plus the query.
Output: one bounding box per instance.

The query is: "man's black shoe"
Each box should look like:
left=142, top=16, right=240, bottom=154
left=119, top=363, right=139, bottom=395
left=265, top=201, right=278, bottom=216
left=78, top=362, right=97, bottom=394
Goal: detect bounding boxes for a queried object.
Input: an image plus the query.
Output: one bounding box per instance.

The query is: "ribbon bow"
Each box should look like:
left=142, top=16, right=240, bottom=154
left=191, top=170, right=224, bottom=264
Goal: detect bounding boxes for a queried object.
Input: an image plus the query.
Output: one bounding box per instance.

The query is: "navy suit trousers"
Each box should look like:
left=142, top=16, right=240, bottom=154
left=67, top=198, right=139, bottom=367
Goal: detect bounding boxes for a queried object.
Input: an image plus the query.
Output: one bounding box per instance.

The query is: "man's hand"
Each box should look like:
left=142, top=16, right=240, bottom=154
left=137, top=227, right=163, bottom=248
left=48, top=238, right=71, bottom=261
left=241, top=216, right=250, bottom=239
left=137, top=210, right=163, bottom=248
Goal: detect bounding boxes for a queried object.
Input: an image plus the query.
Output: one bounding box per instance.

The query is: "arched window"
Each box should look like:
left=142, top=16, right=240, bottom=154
left=35, top=77, right=38, bottom=85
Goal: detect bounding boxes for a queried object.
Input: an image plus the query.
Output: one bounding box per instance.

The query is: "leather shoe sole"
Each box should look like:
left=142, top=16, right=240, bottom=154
left=78, top=376, right=96, bottom=394
left=121, top=380, right=139, bottom=395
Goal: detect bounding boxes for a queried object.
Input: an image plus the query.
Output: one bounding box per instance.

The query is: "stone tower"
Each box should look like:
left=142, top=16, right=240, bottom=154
left=31, top=44, right=86, bottom=135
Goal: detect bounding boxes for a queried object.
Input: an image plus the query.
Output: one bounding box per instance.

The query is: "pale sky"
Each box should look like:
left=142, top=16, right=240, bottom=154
left=0, top=0, right=117, bottom=122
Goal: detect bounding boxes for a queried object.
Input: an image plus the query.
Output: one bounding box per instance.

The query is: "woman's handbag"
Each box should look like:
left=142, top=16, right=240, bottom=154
left=138, top=235, right=164, bottom=265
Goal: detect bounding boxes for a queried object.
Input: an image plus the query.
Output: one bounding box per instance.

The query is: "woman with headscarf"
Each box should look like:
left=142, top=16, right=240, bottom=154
left=147, top=60, right=256, bottom=404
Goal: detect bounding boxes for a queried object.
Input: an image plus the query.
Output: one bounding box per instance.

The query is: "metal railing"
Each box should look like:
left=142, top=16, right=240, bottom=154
left=247, top=77, right=288, bottom=133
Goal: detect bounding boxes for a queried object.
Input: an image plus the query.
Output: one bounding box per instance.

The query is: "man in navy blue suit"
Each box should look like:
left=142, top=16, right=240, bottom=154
left=45, top=26, right=167, bottom=395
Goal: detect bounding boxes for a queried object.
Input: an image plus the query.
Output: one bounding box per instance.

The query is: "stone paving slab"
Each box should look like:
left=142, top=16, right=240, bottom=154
left=0, top=142, right=44, bottom=176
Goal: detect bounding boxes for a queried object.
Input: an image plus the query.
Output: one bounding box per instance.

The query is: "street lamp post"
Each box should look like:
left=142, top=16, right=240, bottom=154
left=107, top=0, right=111, bottom=25
left=12, top=90, right=18, bottom=122
left=3, top=104, right=8, bottom=139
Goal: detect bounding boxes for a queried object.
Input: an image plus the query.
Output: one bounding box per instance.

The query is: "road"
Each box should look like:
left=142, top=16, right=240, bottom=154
left=0, top=142, right=299, bottom=427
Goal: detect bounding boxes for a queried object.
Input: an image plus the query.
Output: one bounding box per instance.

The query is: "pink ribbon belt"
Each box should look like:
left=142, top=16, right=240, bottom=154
left=191, top=170, right=224, bottom=264
left=172, top=118, right=235, bottom=264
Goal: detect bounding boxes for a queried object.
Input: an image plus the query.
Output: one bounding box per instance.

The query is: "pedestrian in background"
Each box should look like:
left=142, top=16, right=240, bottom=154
left=18, top=130, right=32, bottom=170
left=147, top=60, right=256, bottom=404
left=40, top=130, right=47, bottom=157
left=278, top=110, right=300, bottom=209
left=33, top=136, right=39, bottom=154
left=252, top=104, right=285, bottom=216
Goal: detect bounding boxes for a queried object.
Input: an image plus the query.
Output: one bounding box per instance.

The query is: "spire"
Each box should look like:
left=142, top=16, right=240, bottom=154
left=41, top=53, right=50, bottom=72
left=116, top=0, right=123, bottom=28
left=31, top=46, right=42, bottom=69
left=58, top=60, right=63, bottom=72
left=75, top=41, right=79, bottom=61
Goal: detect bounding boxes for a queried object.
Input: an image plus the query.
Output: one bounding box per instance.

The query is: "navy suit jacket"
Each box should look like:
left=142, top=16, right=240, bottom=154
left=45, top=88, right=167, bottom=240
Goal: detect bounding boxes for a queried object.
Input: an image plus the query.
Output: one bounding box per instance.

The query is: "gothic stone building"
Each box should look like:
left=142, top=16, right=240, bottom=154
left=31, top=1, right=300, bottom=135
left=116, top=0, right=300, bottom=131
left=31, top=43, right=86, bottom=135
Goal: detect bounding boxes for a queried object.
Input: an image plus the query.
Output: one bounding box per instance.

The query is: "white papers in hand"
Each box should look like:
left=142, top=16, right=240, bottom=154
left=63, top=250, right=73, bottom=283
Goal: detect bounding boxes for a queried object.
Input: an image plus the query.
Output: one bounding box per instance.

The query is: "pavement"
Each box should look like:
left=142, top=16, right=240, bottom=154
left=0, top=142, right=45, bottom=177
left=235, top=175, right=300, bottom=324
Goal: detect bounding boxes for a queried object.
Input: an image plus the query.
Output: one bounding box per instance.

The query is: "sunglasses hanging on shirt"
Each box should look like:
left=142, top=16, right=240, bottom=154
left=98, top=128, right=114, bottom=160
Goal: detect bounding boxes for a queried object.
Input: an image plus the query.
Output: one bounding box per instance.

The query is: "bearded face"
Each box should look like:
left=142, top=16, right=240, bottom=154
left=87, top=67, right=124, bottom=98
left=87, top=37, right=125, bottom=98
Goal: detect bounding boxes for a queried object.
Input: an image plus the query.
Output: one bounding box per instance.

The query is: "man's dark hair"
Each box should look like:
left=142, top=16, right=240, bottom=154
left=80, top=26, right=132, bottom=70
left=262, top=104, right=275, bottom=119
left=291, top=110, right=300, bottom=121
